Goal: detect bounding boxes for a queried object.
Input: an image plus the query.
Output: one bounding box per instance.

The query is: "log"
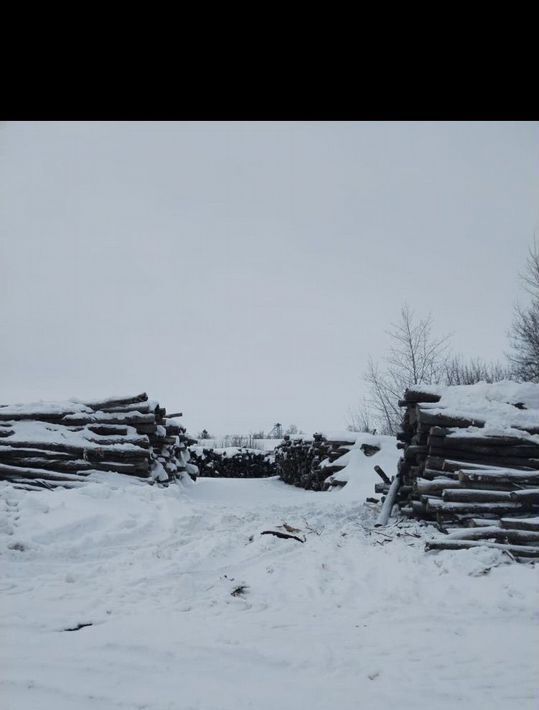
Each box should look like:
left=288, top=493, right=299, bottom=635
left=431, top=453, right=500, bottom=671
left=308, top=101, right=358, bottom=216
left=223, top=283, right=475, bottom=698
left=82, top=393, right=148, bottom=410
left=374, top=483, right=390, bottom=494
left=444, top=527, right=539, bottom=544
left=0, top=447, right=77, bottom=461
left=426, top=457, right=502, bottom=473
left=375, top=474, right=401, bottom=527
left=374, top=465, right=391, bottom=485
left=422, top=468, right=460, bottom=480
left=427, top=448, right=539, bottom=469
left=0, top=462, right=89, bottom=482
left=442, top=489, right=513, bottom=503
left=415, top=477, right=463, bottom=494
left=459, top=470, right=539, bottom=485
left=260, top=530, right=305, bottom=543
left=63, top=412, right=156, bottom=425
left=8, top=476, right=85, bottom=489
left=84, top=435, right=150, bottom=448
left=427, top=437, right=539, bottom=458
left=0, top=440, right=149, bottom=461
left=425, top=539, right=539, bottom=558
left=403, top=389, right=441, bottom=403
left=500, top=517, right=539, bottom=532
left=510, top=489, right=539, bottom=504
left=425, top=499, right=526, bottom=515
left=430, top=427, right=538, bottom=446
left=468, top=518, right=502, bottom=528
left=86, top=425, right=129, bottom=436
left=417, top=410, right=485, bottom=429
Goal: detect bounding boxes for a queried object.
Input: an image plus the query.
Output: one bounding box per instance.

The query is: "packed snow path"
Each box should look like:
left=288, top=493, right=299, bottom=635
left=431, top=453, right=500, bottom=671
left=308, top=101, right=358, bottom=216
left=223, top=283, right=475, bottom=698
left=1, top=476, right=538, bottom=710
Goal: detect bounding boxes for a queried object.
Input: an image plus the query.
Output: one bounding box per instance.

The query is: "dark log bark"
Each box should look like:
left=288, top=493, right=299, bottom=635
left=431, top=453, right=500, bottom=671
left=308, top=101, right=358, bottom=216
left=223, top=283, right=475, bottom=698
left=427, top=436, right=539, bottom=458
left=422, top=468, right=460, bottom=480
left=442, top=489, right=513, bottom=503
left=404, top=445, right=428, bottom=459
left=374, top=465, right=391, bottom=485
left=459, top=471, right=539, bottom=485
left=427, top=448, right=539, bottom=469
left=99, top=403, right=155, bottom=414
left=510, top=489, right=539, bottom=504
left=500, top=517, right=539, bottom=532
left=0, top=447, right=76, bottom=461
left=82, top=393, right=148, bottom=410
left=418, top=410, right=485, bottom=429
left=86, top=425, right=129, bottom=436
left=403, top=389, right=441, bottom=403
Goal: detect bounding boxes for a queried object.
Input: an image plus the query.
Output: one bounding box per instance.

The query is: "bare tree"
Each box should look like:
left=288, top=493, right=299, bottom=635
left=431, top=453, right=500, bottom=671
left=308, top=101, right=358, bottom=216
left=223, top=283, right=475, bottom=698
left=346, top=399, right=375, bottom=434
left=443, top=355, right=510, bottom=385
left=364, top=305, right=449, bottom=434
left=509, top=242, right=539, bottom=382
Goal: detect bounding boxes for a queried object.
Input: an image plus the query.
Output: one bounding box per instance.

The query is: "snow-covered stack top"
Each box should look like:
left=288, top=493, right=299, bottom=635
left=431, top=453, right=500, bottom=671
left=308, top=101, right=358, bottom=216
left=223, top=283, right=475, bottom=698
left=406, top=381, right=539, bottom=439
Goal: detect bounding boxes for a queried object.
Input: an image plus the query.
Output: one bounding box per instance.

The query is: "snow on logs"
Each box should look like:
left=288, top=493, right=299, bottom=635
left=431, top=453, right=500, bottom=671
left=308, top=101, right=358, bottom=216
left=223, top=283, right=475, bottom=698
left=275, top=433, right=361, bottom=490
left=382, top=382, right=539, bottom=559
left=0, top=393, right=197, bottom=490
left=189, top=446, right=275, bottom=478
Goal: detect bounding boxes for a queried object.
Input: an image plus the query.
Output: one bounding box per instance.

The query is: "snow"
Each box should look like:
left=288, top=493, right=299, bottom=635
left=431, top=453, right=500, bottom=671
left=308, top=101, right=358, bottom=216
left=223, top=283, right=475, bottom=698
left=2, top=471, right=537, bottom=710
left=325, top=433, right=399, bottom=500
left=0, top=400, right=92, bottom=417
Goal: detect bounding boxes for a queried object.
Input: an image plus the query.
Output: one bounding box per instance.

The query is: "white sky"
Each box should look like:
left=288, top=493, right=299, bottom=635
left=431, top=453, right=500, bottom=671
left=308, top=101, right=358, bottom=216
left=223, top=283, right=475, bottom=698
left=1, top=121, right=538, bottom=435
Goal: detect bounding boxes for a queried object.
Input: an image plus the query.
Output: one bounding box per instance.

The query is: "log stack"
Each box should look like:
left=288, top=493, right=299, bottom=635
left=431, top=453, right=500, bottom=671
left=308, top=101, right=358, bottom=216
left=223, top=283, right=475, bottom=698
left=379, top=382, right=539, bottom=559
left=0, top=393, right=197, bottom=490
left=275, top=433, right=358, bottom=490
left=189, top=446, right=275, bottom=478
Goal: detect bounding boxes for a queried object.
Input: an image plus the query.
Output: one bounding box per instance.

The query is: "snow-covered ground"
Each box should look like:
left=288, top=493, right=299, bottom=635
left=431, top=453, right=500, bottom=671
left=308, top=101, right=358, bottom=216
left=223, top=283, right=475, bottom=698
left=1, top=469, right=538, bottom=710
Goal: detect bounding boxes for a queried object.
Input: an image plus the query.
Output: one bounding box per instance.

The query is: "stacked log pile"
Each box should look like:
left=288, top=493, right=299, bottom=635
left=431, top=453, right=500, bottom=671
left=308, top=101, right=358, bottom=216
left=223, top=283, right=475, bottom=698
left=378, top=382, right=539, bottom=559
left=189, top=447, right=275, bottom=478
left=0, top=393, right=197, bottom=490
left=276, top=433, right=361, bottom=490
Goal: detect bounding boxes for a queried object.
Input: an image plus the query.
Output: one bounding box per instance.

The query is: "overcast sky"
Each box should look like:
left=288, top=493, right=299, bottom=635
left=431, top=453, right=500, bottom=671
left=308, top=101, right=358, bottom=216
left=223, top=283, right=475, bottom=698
left=1, top=121, right=538, bottom=435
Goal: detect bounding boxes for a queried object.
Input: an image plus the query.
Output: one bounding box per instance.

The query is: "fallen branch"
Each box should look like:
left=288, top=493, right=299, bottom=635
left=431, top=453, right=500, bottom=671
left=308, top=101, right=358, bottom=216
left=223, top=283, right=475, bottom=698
left=261, top=530, right=305, bottom=543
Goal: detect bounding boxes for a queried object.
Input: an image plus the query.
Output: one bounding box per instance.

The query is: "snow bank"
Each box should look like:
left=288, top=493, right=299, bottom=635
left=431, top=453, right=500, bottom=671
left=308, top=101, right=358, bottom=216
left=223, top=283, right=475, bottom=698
left=1, top=475, right=537, bottom=710
left=329, top=434, right=400, bottom=500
